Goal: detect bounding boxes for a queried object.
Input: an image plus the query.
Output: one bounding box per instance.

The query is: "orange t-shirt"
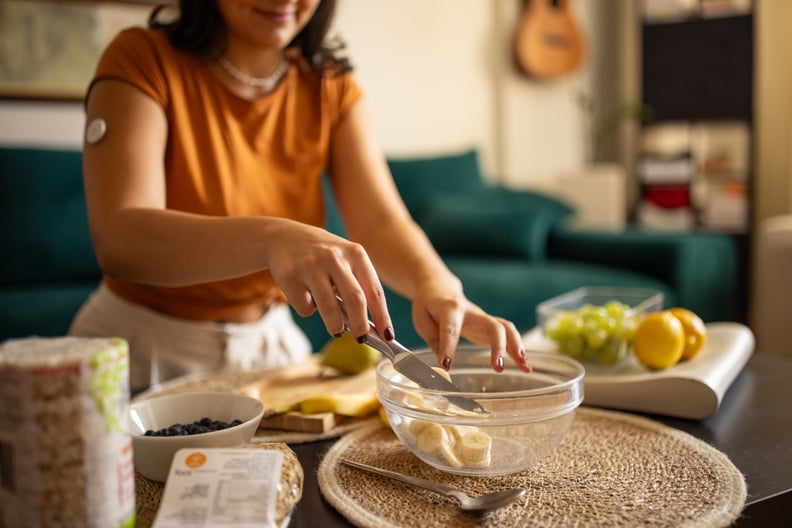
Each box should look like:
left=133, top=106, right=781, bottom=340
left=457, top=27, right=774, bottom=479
left=90, top=27, right=362, bottom=321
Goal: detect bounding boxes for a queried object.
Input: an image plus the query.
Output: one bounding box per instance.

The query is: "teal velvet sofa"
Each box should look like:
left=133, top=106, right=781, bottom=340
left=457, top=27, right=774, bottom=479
left=294, top=149, right=737, bottom=350
left=0, top=147, right=738, bottom=354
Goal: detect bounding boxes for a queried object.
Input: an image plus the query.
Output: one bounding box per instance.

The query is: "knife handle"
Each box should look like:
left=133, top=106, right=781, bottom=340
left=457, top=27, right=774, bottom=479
left=335, top=295, right=396, bottom=361
left=363, top=326, right=397, bottom=362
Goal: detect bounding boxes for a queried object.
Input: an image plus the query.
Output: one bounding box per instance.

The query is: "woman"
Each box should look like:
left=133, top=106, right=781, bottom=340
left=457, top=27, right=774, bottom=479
left=70, top=0, right=531, bottom=391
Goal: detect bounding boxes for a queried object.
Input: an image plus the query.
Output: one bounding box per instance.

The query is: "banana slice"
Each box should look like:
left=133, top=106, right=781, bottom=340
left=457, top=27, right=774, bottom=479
left=397, top=379, right=424, bottom=407
left=407, top=419, right=431, bottom=437
left=399, top=418, right=429, bottom=442
left=431, top=366, right=452, bottom=381
left=396, top=367, right=453, bottom=409
left=397, top=366, right=490, bottom=469
left=460, top=430, right=492, bottom=468
left=416, top=423, right=447, bottom=453
left=439, top=439, right=464, bottom=468
left=444, top=424, right=479, bottom=443
left=416, top=423, right=463, bottom=468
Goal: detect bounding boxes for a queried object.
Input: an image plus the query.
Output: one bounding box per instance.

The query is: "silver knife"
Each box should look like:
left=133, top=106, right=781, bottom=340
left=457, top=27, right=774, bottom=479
left=336, top=297, right=486, bottom=413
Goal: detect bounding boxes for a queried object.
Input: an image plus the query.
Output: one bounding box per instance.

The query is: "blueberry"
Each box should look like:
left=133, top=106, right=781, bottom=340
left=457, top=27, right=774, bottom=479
left=146, top=417, right=243, bottom=437
left=167, top=424, right=184, bottom=436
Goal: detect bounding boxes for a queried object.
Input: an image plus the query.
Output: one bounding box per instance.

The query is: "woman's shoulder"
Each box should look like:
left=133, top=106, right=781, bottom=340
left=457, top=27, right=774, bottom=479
left=93, top=26, right=182, bottom=108
left=107, top=26, right=171, bottom=55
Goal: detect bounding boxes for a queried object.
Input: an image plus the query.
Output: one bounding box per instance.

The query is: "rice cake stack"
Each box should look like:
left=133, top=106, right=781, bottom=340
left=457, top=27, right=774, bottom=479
left=0, top=336, right=136, bottom=528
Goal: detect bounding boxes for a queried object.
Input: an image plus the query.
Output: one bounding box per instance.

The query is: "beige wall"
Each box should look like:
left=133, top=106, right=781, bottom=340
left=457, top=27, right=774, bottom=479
left=755, top=0, right=792, bottom=223
left=333, top=0, right=593, bottom=188
left=0, top=0, right=596, bottom=189
left=2, top=0, right=784, bottom=217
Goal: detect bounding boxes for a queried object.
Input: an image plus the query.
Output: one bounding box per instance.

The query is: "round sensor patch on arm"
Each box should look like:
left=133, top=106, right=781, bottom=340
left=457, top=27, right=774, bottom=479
left=85, top=118, right=107, bottom=144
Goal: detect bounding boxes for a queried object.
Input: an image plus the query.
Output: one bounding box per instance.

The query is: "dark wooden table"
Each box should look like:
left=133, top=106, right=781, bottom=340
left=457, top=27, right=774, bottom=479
left=286, top=353, right=792, bottom=527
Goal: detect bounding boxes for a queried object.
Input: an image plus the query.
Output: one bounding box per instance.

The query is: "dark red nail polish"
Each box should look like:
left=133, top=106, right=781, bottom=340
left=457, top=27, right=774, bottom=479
left=442, top=357, right=451, bottom=370
left=333, top=332, right=343, bottom=338
left=497, top=356, right=504, bottom=370
left=384, top=327, right=394, bottom=341
left=356, top=335, right=367, bottom=344
left=519, top=348, right=526, bottom=359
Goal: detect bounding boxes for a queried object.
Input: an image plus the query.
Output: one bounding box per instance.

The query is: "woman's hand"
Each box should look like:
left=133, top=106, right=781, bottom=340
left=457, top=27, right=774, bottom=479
left=410, top=279, right=531, bottom=374
left=265, top=218, right=393, bottom=344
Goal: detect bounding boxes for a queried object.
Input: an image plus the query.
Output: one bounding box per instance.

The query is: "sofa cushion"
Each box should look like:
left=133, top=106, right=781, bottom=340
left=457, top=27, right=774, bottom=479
left=420, top=199, right=555, bottom=260
left=547, top=227, right=736, bottom=322
left=0, top=147, right=100, bottom=286
left=387, top=149, right=487, bottom=216
left=0, top=281, right=99, bottom=341
left=418, top=190, right=574, bottom=259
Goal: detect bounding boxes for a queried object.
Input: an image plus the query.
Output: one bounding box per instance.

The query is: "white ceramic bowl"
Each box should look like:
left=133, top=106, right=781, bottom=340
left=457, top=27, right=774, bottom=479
left=127, top=392, right=264, bottom=482
left=377, top=345, right=584, bottom=476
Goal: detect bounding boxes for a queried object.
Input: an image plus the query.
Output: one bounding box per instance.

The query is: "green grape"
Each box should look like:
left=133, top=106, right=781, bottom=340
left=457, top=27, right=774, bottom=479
left=599, top=337, right=625, bottom=366
left=604, top=301, right=629, bottom=318
left=616, top=316, right=638, bottom=341
left=579, top=304, right=608, bottom=321
left=546, top=300, right=636, bottom=366
left=584, top=325, right=608, bottom=350
left=600, top=315, right=618, bottom=333
left=558, top=335, right=585, bottom=360
left=557, top=312, right=584, bottom=336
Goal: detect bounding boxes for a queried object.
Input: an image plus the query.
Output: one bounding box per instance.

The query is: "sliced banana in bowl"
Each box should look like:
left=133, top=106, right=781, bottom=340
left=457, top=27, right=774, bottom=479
left=376, top=345, right=584, bottom=476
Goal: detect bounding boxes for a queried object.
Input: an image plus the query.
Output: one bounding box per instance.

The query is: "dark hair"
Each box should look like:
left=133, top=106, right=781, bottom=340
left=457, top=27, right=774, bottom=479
left=148, top=0, right=352, bottom=74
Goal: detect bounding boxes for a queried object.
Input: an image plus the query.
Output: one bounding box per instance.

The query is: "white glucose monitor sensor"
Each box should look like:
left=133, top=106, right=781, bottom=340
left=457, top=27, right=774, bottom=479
left=85, top=118, right=107, bottom=144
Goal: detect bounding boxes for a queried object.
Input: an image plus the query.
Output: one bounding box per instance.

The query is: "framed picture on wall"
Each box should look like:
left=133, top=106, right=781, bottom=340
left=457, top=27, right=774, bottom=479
left=0, top=0, right=161, bottom=101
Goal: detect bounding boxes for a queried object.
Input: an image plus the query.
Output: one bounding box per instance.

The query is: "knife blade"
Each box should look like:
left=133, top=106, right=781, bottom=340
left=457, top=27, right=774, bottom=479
left=335, top=297, right=486, bottom=413
left=372, top=334, right=487, bottom=413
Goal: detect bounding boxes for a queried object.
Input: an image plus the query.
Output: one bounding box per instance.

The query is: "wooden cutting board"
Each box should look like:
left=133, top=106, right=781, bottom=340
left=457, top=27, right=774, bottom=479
left=236, top=356, right=377, bottom=433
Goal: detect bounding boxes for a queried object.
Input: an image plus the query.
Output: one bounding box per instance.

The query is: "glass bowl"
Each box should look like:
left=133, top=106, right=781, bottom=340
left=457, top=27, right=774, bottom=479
left=376, top=345, right=584, bottom=476
left=127, top=392, right=265, bottom=482
left=537, top=287, right=664, bottom=366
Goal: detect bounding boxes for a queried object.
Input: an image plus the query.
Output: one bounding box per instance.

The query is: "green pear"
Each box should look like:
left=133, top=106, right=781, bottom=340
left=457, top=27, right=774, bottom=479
left=320, top=333, right=382, bottom=374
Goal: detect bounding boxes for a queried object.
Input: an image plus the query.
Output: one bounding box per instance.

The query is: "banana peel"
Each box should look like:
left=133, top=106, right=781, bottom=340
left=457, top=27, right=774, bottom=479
left=298, top=391, right=380, bottom=417
left=378, top=405, right=391, bottom=428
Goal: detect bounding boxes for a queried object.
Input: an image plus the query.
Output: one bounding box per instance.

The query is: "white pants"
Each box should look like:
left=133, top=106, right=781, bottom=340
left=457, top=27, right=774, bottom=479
left=69, top=285, right=312, bottom=392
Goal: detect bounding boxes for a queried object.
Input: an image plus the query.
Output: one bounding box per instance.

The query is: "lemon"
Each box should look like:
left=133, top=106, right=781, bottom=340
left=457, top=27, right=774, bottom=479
left=320, top=333, right=382, bottom=374
left=632, top=311, right=685, bottom=370
left=669, top=307, right=707, bottom=361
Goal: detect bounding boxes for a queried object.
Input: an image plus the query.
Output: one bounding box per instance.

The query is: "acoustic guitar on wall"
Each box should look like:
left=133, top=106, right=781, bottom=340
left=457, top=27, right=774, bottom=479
left=514, top=0, right=585, bottom=80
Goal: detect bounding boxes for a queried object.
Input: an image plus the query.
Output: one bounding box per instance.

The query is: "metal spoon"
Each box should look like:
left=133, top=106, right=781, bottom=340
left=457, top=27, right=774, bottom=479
left=341, top=459, right=525, bottom=512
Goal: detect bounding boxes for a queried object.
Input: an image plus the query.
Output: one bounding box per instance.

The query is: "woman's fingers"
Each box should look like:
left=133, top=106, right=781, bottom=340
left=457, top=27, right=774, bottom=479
left=328, top=243, right=393, bottom=342
left=269, top=227, right=392, bottom=342
left=497, top=317, right=532, bottom=373
left=413, top=298, right=464, bottom=370
left=416, top=299, right=532, bottom=374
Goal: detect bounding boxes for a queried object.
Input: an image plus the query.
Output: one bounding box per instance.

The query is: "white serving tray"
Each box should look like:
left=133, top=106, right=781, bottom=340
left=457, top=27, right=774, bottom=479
left=522, top=322, right=754, bottom=420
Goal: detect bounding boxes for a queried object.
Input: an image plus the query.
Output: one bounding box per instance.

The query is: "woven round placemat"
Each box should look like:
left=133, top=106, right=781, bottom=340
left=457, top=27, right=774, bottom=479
left=318, top=407, right=746, bottom=528
left=135, top=442, right=302, bottom=528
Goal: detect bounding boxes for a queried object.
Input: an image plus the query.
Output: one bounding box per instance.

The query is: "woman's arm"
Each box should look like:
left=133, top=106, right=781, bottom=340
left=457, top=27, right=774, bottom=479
left=82, top=80, right=389, bottom=339
left=328, top=100, right=530, bottom=372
